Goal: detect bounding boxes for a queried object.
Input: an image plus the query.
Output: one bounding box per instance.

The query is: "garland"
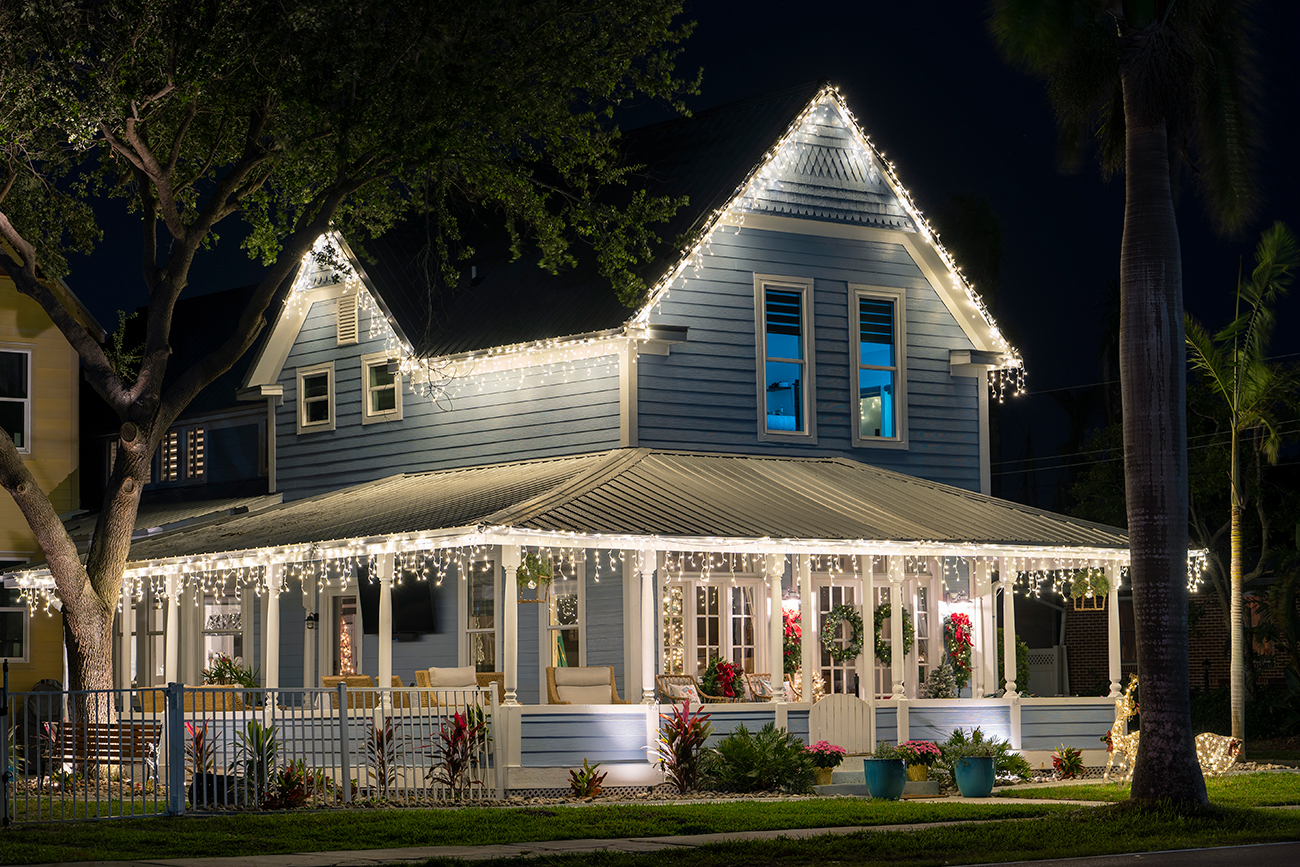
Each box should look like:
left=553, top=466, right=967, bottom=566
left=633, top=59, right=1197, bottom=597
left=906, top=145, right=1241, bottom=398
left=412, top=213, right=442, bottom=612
left=821, top=604, right=865, bottom=664
left=782, top=608, right=802, bottom=672
left=872, top=602, right=914, bottom=665
left=943, top=613, right=973, bottom=690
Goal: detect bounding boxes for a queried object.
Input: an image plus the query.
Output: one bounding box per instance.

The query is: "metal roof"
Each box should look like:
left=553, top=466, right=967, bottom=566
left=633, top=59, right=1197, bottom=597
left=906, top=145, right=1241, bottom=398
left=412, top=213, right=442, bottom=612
left=113, top=449, right=1128, bottom=569
left=62, top=495, right=284, bottom=543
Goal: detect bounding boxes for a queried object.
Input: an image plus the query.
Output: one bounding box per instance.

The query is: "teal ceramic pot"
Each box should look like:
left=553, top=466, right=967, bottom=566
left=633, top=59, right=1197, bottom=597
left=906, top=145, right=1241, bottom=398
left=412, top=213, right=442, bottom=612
left=863, top=758, right=907, bottom=800
left=954, top=756, right=995, bottom=797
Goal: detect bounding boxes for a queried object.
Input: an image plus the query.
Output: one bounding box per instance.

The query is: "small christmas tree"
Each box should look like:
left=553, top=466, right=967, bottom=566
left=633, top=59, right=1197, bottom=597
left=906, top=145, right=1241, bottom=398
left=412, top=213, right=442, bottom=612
left=921, top=661, right=957, bottom=699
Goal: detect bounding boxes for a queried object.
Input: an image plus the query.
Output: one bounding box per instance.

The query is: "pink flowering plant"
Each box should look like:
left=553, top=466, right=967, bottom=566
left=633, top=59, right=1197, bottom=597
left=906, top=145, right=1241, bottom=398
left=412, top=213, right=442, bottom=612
left=897, top=739, right=941, bottom=767
left=805, top=740, right=847, bottom=769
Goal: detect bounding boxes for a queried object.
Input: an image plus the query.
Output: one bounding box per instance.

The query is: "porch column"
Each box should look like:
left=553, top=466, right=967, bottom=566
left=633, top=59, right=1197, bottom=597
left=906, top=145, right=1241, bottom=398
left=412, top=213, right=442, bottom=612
left=164, top=572, right=180, bottom=684
left=982, top=561, right=999, bottom=695
left=865, top=555, right=876, bottom=699
left=970, top=558, right=987, bottom=697
left=501, top=545, right=521, bottom=706
left=798, top=555, right=814, bottom=702
left=639, top=550, right=656, bottom=704
left=1001, top=560, right=1017, bottom=695
left=263, top=563, right=282, bottom=689
left=766, top=554, right=785, bottom=702
left=1106, top=561, right=1122, bottom=698
left=118, top=581, right=132, bottom=691
left=376, top=552, right=394, bottom=692
left=888, top=555, right=905, bottom=697
left=303, top=573, right=317, bottom=691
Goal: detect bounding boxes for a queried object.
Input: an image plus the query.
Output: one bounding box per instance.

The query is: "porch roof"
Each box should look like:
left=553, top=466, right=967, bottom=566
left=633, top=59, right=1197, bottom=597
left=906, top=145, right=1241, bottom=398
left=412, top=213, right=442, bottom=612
left=104, top=448, right=1127, bottom=571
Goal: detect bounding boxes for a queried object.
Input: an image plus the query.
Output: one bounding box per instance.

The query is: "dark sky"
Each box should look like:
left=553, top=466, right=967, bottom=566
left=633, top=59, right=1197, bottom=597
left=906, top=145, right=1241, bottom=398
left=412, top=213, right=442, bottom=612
left=64, top=2, right=1300, bottom=511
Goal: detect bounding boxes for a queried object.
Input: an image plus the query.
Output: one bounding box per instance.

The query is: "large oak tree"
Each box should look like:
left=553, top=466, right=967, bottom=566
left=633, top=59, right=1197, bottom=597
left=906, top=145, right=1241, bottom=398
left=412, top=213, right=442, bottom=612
left=0, top=0, right=695, bottom=700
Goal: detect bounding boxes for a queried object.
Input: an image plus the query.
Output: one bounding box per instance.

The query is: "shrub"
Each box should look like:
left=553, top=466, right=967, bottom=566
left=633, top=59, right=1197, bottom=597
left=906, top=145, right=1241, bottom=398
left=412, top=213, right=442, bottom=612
left=262, top=763, right=309, bottom=810
left=366, top=715, right=404, bottom=798
left=568, top=758, right=608, bottom=797
left=653, top=700, right=713, bottom=794
left=427, top=711, right=484, bottom=798
left=935, top=727, right=1031, bottom=786
left=872, top=740, right=904, bottom=760
left=1053, top=745, right=1084, bottom=779
left=234, top=719, right=279, bottom=805
left=706, top=723, right=814, bottom=793
left=184, top=720, right=219, bottom=775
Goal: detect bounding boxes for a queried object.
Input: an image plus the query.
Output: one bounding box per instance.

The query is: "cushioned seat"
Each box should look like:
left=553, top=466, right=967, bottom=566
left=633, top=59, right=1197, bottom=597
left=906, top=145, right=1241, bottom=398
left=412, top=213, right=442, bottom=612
left=414, top=667, right=502, bottom=707
left=546, top=666, right=628, bottom=705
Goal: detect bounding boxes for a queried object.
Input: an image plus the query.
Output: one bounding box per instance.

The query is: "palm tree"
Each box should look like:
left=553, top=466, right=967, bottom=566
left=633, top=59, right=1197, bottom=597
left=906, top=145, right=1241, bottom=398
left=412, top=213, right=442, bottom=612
left=1185, top=222, right=1298, bottom=745
left=989, top=0, right=1260, bottom=804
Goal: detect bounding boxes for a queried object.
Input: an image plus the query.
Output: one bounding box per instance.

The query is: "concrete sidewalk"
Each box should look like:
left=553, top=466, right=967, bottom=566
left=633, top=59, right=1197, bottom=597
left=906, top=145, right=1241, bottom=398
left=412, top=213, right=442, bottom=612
left=20, top=796, right=1102, bottom=867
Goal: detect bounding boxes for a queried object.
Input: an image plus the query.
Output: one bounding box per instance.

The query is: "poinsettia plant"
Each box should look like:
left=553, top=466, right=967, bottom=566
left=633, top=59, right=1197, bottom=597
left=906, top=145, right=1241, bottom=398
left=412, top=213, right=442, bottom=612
left=783, top=608, right=802, bottom=673
left=943, top=613, right=973, bottom=690
left=701, top=657, right=741, bottom=698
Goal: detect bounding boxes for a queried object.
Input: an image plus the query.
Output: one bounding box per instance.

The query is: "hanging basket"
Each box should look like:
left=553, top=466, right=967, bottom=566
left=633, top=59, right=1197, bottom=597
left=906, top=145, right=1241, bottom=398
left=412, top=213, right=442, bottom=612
left=516, top=554, right=552, bottom=604
left=1073, top=594, right=1105, bottom=611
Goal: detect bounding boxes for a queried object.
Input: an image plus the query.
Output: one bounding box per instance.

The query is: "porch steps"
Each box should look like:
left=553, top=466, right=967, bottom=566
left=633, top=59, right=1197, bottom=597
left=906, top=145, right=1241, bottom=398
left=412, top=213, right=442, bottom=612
left=812, top=757, right=868, bottom=797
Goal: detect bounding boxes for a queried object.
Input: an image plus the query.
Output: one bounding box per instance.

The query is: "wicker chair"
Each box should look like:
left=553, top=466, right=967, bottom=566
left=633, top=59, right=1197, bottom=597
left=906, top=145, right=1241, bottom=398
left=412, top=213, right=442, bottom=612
left=322, top=674, right=378, bottom=709
left=784, top=673, right=803, bottom=703
left=546, top=666, right=628, bottom=705
left=656, top=673, right=742, bottom=704
left=138, top=685, right=248, bottom=713
left=413, top=669, right=502, bottom=707
left=744, top=672, right=776, bottom=702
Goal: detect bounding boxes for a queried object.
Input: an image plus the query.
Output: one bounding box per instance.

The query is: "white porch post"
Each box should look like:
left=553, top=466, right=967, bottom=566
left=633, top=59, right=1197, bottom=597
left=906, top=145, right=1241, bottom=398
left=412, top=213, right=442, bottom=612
left=798, top=555, right=814, bottom=702
left=888, top=556, right=905, bottom=698
left=263, top=564, right=282, bottom=689
left=376, top=552, right=394, bottom=691
left=303, top=573, right=317, bottom=691
left=501, top=544, right=521, bottom=706
left=1106, top=561, right=1122, bottom=698
left=638, top=549, right=656, bottom=703
left=982, top=561, right=998, bottom=695
left=118, top=581, right=132, bottom=691
left=1001, top=560, right=1017, bottom=695
left=164, top=572, right=180, bottom=684
left=766, top=554, right=785, bottom=702
left=970, top=558, right=987, bottom=697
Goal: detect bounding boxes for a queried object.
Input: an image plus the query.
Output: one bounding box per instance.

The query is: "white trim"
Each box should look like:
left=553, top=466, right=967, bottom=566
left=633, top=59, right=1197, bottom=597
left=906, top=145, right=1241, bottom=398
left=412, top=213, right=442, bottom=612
left=0, top=345, right=33, bottom=455
left=360, top=351, right=403, bottom=425
left=245, top=281, right=354, bottom=391
left=0, top=598, right=30, bottom=663
left=618, top=341, right=638, bottom=447
left=848, top=284, right=908, bottom=450
left=754, top=274, right=817, bottom=443
left=978, top=368, right=991, bottom=495
left=295, top=361, right=335, bottom=434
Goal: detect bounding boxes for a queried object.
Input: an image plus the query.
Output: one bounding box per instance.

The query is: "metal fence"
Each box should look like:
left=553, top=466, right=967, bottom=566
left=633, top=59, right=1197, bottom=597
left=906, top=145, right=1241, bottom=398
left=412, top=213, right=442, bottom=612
left=1, top=676, right=501, bottom=824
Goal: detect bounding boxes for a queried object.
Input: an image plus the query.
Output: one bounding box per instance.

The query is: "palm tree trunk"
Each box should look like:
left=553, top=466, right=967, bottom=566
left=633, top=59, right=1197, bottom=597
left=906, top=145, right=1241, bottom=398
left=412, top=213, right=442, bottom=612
left=1118, top=100, right=1206, bottom=803
left=1229, top=430, right=1244, bottom=742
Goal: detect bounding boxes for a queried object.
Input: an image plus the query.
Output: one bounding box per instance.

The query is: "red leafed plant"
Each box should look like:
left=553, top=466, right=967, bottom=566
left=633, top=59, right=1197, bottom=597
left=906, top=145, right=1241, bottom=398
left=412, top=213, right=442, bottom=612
left=653, top=699, right=713, bottom=794
left=427, top=711, right=485, bottom=798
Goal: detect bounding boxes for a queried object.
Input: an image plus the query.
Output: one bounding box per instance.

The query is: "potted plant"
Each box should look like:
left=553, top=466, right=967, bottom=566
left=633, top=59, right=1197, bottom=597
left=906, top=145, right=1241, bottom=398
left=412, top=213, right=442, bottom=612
left=516, top=553, right=553, bottom=603
left=941, top=734, right=997, bottom=798
left=898, top=740, right=941, bottom=782
left=700, top=657, right=742, bottom=701
left=805, top=740, right=847, bottom=786
left=864, top=741, right=907, bottom=800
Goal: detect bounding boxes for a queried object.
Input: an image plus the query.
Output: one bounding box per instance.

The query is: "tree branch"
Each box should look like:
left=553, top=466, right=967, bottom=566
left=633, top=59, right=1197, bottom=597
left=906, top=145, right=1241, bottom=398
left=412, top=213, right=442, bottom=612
left=0, top=431, right=90, bottom=602
left=166, top=98, right=199, bottom=175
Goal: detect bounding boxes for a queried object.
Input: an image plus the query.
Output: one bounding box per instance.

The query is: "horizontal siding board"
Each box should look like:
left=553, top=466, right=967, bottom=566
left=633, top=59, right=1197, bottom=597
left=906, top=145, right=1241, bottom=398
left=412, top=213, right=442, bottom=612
left=786, top=709, right=810, bottom=742
left=521, top=712, right=648, bottom=766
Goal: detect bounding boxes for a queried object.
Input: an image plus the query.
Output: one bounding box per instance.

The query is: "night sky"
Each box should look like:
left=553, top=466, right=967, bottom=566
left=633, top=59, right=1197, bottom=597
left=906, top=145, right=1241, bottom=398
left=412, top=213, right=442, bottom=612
left=63, top=3, right=1300, bottom=513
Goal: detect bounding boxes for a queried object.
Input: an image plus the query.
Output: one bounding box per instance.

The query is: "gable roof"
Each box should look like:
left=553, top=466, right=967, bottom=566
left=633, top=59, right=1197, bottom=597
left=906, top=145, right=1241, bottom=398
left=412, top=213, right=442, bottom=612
left=247, top=84, right=1020, bottom=391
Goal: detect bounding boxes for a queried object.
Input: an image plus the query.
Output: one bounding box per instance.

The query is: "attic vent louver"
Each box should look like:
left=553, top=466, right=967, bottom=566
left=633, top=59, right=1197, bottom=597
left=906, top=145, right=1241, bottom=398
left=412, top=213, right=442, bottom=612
left=337, top=294, right=359, bottom=346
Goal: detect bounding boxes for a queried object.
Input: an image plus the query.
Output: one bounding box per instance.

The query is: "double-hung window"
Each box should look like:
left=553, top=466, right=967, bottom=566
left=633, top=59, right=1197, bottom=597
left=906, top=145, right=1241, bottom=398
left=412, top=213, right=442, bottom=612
left=851, top=286, right=906, bottom=447
left=546, top=555, right=583, bottom=670
left=1, top=580, right=29, bottom=663
left=0, top=349, right=31, bottom=453
left=296, top=362, right=335, bottom=434
left=465, top=560, right=497, bottom=672
left=360, top=352, right=402, bottom=424
left=754, top=275, right=816, bottom=441
left=661, top=553, right=767, bottom=677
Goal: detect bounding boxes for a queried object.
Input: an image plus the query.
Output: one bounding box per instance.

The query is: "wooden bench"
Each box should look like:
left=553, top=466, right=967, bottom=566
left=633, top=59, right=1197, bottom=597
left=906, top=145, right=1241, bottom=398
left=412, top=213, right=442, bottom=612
left=50, top=720, right=162, bottom=782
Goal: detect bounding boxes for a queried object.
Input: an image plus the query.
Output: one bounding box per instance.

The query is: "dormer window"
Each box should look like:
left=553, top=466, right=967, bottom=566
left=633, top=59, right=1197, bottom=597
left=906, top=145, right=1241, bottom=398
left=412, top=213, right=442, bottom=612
left=361, top=352, right=402, bottom=424
left=296, top=362, right=335, bottom=434
left=754, top=275, right=816, bottom=442
left=851, top=285, right=906, bottom=448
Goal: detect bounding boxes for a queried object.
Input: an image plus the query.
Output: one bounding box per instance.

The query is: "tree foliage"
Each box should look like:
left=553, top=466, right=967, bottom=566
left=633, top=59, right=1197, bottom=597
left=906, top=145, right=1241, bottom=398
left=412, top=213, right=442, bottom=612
left=0, top=0, right=697, bottom=694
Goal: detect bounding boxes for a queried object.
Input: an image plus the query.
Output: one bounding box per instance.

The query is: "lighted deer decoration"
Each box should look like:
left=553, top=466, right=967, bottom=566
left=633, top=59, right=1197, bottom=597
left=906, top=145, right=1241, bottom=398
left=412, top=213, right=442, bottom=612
left=1103, top=675, right=1241, bottom=784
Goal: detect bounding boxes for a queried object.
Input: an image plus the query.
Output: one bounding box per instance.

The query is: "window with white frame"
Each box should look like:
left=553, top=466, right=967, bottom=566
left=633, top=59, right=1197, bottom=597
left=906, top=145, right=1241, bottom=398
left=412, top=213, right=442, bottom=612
left=0, top=349, right=31, bottom=453
left=754, top=275, right=815, bottom=440
left=661, top=554, right=767, bottom=677
left=465, top=560, right=496, bottom=672
left=0, top=581, right=30, bottom=663
left=296, top=362, right=335, bottom=434
left=360, top=352, right=402, bottom=424
left=851, top=286, right=906, bottom=446
left=545, top=555, right=582, bottom=669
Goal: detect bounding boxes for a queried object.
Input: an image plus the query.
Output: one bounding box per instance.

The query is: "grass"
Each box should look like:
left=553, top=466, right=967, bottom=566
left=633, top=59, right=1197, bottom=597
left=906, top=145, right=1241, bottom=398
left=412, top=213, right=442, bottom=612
left=998, top=771, right=1300, bottom=807
left=0, top=799, right=1066, bottom=865
left=413, top=805, right=1300, bottom=867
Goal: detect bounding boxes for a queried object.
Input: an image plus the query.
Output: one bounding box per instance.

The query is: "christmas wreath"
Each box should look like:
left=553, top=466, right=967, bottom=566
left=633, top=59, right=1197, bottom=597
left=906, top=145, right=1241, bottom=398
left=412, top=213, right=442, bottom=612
left=943, top=613, right=973, bottom=690
left=821, top=604, right=866, bottom=664
left=872, top=602, right=914, bottom=665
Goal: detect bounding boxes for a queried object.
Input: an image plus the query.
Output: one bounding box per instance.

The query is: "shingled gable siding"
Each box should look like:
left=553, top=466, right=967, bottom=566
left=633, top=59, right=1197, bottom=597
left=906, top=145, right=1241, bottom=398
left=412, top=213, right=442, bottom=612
left=637, top=224, right=982, bottom=490
left=275, top=296, right=622, bottom=499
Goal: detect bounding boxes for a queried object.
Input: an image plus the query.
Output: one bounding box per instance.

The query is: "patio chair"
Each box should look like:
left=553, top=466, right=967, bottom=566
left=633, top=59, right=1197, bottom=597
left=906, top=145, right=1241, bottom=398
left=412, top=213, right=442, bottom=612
left=322, top=674, right=378, bottom=709
left=546, top=666, right=628, bottom=705
left=744, top=672, right=776, bottom=702
left=414, top=667, right=501, bottom=708
left=656, top=673, right=741, bottom=704
left=784, top=673, right=802, bottom=702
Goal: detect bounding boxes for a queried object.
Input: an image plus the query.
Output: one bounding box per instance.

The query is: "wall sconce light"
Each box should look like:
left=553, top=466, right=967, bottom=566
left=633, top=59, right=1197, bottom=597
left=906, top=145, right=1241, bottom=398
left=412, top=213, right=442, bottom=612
left=305, top=612, right=318, bottom=630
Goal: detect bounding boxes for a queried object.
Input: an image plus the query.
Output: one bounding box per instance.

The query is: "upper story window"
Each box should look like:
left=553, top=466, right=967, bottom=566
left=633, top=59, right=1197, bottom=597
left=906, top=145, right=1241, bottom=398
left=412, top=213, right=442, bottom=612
left=0, top=572, right=30, bottom=663
left=851, top=286, right=906, bottom=448
left=0, top=349, right=31, bottom=453
left=361, top=352, right=402, bottom=424
left=296, top=362, right=335, bottom=434
left=158, top=425, right=206, bottom=484
left=754, top=275, right=816, bottom=442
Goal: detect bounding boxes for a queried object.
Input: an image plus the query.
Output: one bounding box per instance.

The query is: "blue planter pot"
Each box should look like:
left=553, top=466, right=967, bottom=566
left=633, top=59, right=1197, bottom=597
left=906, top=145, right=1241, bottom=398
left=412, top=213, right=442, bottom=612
left=953, top=756, right=995, bottom=797
left=864, top=758, right=907, bottom=800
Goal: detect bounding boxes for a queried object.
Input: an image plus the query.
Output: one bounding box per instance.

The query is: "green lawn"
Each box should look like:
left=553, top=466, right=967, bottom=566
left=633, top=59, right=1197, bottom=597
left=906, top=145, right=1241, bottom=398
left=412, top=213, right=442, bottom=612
left=998, top=772, right=1300, bottom=807
left=0, top=799, right=1066, bottom=865
left=414, top=805, right=1300, bottom=867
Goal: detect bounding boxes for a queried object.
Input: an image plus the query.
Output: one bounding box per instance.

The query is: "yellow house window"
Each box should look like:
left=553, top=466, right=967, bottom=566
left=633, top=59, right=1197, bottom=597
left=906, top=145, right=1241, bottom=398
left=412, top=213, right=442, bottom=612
left=0, top=349, right=31, bottom=453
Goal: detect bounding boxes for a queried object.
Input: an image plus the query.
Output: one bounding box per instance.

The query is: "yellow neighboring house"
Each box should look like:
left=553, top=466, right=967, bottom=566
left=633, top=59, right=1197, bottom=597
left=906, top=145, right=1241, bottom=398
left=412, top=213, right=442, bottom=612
left=0, top=262, right=104, bottom=693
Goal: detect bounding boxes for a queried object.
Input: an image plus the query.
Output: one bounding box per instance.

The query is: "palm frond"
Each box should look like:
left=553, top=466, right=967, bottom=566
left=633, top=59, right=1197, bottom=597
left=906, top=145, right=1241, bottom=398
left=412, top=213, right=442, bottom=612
left=1184, top=313, right=1234, bottom=400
